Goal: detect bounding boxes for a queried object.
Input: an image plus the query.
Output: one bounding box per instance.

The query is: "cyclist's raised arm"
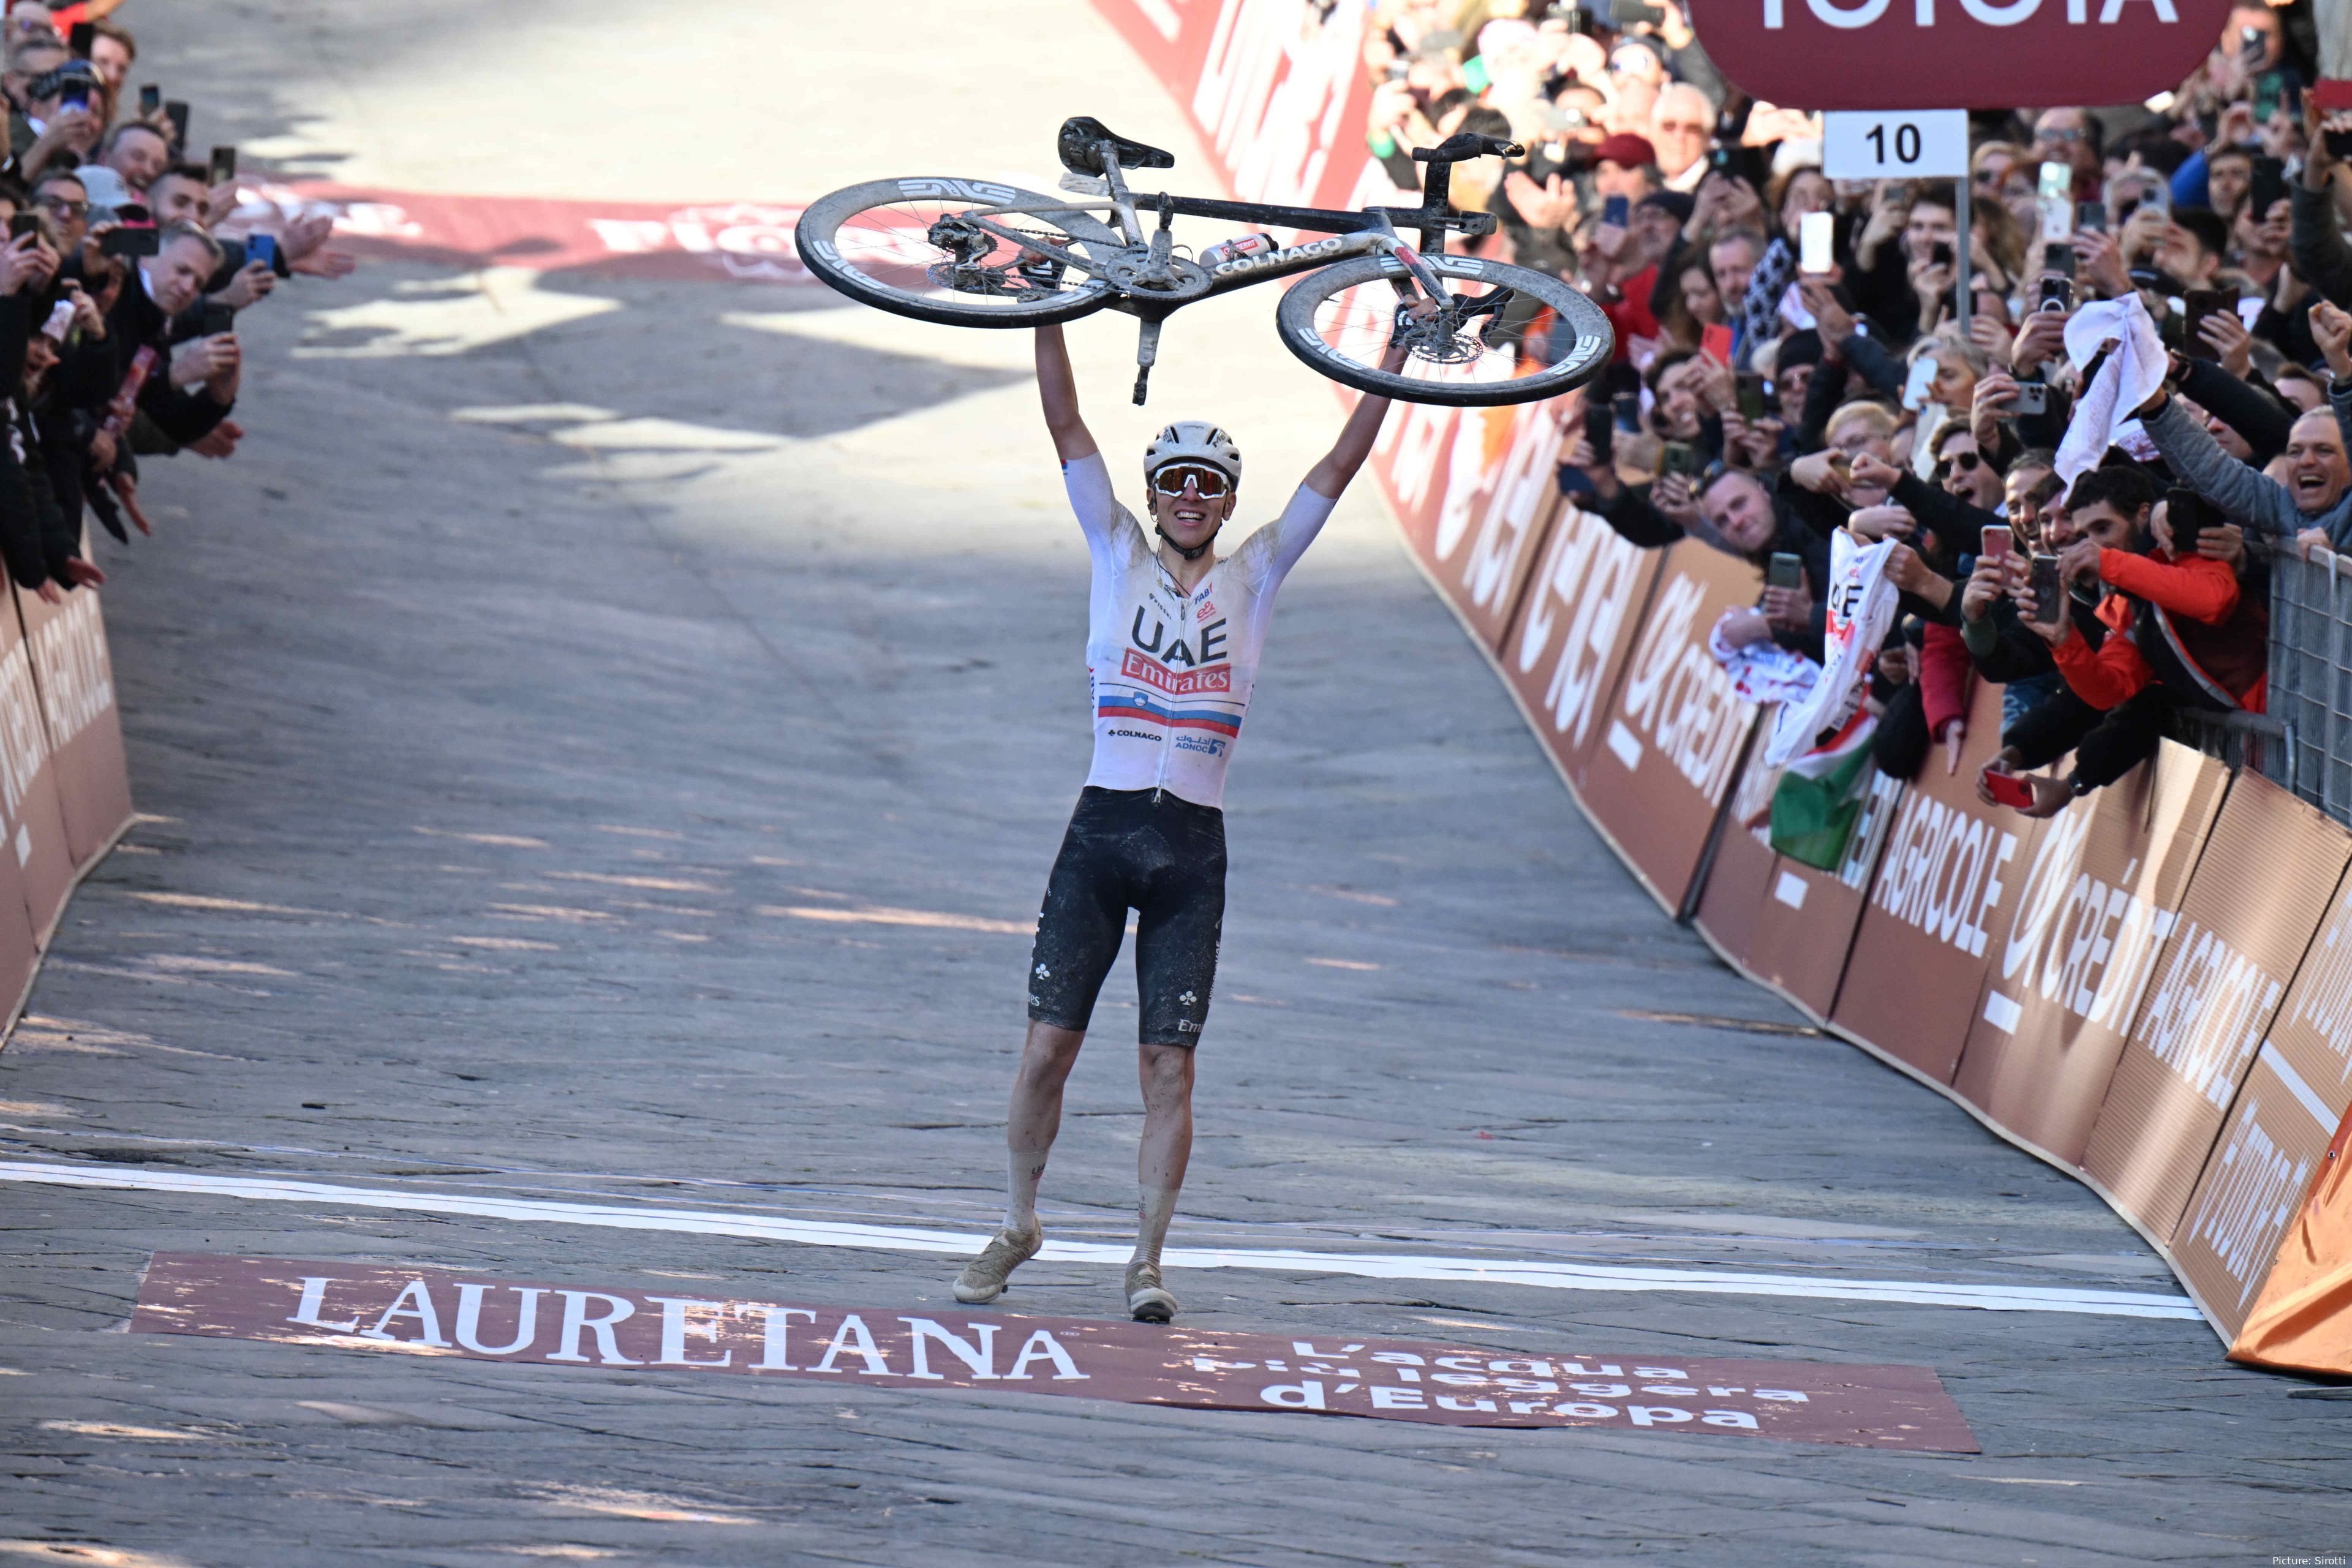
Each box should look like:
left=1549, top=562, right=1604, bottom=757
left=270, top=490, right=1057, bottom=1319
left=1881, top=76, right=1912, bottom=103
left=1302, top=334, right=1413, bottom=500
left=1035, top=323, right=1098, bottom=464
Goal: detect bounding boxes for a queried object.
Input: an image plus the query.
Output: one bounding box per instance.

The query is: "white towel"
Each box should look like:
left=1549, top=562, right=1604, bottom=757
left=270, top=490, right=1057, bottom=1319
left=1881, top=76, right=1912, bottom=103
left=2055, top=295, right=2166, bottom=489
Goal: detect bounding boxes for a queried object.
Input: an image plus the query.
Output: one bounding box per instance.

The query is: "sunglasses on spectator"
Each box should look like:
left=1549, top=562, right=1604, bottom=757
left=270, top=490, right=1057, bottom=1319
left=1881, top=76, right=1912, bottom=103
left=1150, top=464, right=1231, bottom=499
left=37, top=197, right=85, bottom=219
left=1934, top=450, right=1983, bottom=479
left=2039, top=127, right=2089, bottom=143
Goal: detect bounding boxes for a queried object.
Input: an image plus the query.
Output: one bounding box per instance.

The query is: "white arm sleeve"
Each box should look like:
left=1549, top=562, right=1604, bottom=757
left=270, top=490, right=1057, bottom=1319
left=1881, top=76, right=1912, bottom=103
left=1063, top=452, right=1122, bottom=568
left=1257, top=481, right=1341, bottom=590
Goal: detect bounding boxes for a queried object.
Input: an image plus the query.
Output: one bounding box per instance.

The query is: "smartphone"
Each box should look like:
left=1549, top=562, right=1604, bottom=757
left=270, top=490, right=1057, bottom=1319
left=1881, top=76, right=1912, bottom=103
left=244, top=232, right=281, bottom=274
left=162, top=99, right=189, bottom=149
left=1792, top=211, right=1831, bottom=276
left=1766, top=551, right=1804, bottom=590
left=66, top=20, right=92, bottom=56
left=7, top=212, right=39, bottom=243
left=1583, top=401, right=1615, bottom=466
left=1928, top=240, right=1954, bottom=270
left=138, top=84, right=160, bottom=116
left=208, top=145, right=236, bottom=186
left=2249, top=154, right=2287, bottom=222
left=197, top=300, right=236, bottom=338
left=1735, top=372, right=1768, bottom=421
left=2181, top=288, right=2236, bottom=360
left=1608, top=0, right=1666, bottom=24
left=99, top=226, right=158, bottom=258
left=2075, top=200, right=2106, bottom=234
left=57, top=81, right=89, bottom=113
left=1980, top=524, right=2013, bottom=562
left=2037, top=195, right=2073, bottom=244
left=2011, top=379, right=2049, bottom=417
left=1700, top=321, right=1733, bottom=366
left=2029, top=552, right=2063, bottom=623
left=1658, top=440, right=1697, bottom=478
left=1707, top=143, right=1735, bottom=176
left=1985, top=769, right=2038, bottom=810
left=2038, top=160, right=2073, bottom=200
left=1601, top=193, right=1630, bottom=228
left=2330, top=123, right=2352, bottom=160
left=1611, top=390, right=1640, bottom=431
left=1901, top=353, right=1938, bottom=411
left=2035, top=274, right=2073, bottom=315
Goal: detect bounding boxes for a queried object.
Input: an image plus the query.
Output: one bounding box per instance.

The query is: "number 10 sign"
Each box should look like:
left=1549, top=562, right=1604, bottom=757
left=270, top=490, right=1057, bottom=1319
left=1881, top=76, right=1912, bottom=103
left=1822, top=110, right=1968, bottom=181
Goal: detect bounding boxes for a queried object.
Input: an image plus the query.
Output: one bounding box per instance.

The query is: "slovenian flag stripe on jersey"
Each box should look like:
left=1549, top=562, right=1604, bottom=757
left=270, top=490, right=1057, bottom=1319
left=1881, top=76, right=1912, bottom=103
left=1097, top=692, right=1243, bottom=736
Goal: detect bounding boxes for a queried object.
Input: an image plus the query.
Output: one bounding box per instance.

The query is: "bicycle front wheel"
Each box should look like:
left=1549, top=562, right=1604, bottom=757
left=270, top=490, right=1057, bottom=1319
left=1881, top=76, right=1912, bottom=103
left=795, top=176, right=1124, bottom=328
left=1274, top=254, right=1614, bottom=405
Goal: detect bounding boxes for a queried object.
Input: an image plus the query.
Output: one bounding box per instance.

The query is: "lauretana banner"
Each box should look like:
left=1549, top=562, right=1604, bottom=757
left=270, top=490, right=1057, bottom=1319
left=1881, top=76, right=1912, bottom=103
left=1101, top=0, right=2352, bottom=1366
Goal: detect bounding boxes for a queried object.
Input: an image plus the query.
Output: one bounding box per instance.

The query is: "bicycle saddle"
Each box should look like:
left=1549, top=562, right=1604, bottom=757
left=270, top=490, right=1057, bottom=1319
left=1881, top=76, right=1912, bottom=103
left=1057, top=116, right=1176, bottom=176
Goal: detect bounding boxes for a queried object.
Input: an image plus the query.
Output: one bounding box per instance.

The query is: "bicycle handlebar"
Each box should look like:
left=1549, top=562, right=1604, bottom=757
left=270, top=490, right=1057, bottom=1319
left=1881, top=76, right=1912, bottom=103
left=1412, top=133, right=1523, bottom=164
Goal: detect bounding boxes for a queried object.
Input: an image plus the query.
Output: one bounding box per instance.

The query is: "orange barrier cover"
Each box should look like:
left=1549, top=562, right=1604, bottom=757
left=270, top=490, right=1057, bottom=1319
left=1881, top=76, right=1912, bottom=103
left=2230, top=1099, right=2352, bottom=1373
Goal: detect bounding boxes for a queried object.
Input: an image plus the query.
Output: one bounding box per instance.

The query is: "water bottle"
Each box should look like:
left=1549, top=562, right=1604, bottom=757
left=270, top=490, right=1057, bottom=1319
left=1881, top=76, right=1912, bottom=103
left=1199, top=233, right=1278, bottom=268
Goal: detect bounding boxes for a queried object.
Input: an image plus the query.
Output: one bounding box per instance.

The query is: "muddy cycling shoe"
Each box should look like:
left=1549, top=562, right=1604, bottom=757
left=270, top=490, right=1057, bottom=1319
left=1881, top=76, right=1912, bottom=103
left=1125, top=1260, right=1177, bottom=1323
left=952, top=1225, right=1042, bottom=1305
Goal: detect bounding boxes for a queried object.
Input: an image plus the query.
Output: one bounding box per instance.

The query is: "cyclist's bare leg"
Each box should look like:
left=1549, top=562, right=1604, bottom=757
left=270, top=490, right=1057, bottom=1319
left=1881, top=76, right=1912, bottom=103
left=1133, top=1042, right=1195, bottom=1265
left=1006, top=1020, right=1086, bottom=1233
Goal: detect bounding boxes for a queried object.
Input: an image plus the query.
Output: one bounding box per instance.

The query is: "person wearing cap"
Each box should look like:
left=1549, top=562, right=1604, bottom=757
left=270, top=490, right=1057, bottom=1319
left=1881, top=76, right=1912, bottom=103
left=949, top=316, right=1419, bottom=1325
left=1592, top=131, right=1657, bottom=205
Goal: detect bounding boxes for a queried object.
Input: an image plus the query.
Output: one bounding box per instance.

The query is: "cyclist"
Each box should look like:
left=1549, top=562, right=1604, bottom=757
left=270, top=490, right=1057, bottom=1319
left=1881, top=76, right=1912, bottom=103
left=952, top=318, right=1415, bottom=1322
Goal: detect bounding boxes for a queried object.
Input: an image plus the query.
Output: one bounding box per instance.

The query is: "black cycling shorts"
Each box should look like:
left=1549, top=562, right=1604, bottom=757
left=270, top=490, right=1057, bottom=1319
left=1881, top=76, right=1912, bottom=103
left=1027, top=786, right=1226, bottom=1047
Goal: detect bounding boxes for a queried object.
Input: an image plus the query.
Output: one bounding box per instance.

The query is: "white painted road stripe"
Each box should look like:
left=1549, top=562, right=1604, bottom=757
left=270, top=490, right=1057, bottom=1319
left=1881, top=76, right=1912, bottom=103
left=0, top=1159, right=2206, bottom=1320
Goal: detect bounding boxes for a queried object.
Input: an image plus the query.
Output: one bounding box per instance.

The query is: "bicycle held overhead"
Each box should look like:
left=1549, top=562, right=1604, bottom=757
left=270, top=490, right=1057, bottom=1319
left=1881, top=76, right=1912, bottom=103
left=794, top=115, right=1613, bottom=407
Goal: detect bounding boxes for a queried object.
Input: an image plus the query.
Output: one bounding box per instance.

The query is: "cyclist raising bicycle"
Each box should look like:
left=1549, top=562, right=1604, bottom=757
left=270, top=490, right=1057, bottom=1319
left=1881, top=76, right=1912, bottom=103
left=952, top=317, right=1415, bottom=1322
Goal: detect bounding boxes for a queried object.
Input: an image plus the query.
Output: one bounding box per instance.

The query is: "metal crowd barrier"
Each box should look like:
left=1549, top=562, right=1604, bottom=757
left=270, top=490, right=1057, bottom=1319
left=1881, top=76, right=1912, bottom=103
left=2247, top=541, right=2352, bottom=816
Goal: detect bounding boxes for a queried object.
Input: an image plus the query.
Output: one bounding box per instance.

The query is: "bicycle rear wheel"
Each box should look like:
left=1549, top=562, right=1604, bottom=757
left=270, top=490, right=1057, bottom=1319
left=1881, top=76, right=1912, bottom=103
left=795, top=177, right=1124, bottom=328
left=1273, top=254, right=1614, bottom=405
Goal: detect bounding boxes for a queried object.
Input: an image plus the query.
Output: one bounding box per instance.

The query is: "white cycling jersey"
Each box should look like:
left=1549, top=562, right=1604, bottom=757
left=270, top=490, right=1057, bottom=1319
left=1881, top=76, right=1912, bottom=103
left=1064, top=451, right=1336, bottom=809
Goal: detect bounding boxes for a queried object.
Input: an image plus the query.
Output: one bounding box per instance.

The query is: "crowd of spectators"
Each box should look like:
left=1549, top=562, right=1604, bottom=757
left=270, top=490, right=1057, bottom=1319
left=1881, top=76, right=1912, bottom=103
left=0, top=0, right=348, bottom=602
left=1360, top=0, right=2342, bottom=813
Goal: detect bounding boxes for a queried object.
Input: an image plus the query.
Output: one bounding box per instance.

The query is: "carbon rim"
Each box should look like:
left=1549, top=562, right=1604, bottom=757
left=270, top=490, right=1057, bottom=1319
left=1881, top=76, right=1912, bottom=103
left=794, top=177, right=1123, bottom=328
left=1275, top=254, right=1615, bottom=405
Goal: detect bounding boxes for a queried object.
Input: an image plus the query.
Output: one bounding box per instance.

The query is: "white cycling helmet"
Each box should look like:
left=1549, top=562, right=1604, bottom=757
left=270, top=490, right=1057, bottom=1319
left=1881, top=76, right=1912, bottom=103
left=1143, top=421, right=1242, bottom=488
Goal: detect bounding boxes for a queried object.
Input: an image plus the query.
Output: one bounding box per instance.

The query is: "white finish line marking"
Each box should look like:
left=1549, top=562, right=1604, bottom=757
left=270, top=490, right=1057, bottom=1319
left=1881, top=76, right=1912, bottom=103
left=0, top=1159, right=2204, bottom=1321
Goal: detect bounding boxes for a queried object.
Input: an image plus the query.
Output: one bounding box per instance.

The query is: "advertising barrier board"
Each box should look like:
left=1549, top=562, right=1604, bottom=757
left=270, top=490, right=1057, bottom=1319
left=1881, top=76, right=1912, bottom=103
left=1829, top=678, right=2030, bottom=1083
left=2175, top=1044, right=2343, bottom=1340
left=1694, top=749, right=1784, bottom=976
left=1496, top=500, right=1660, bottom=795
left=1951, top=744, right=2228, bottom=1164
left=18, top=574, right=135, bottom=868
left=1397, top=402, right=1571, bottom=652
left=1, top=581, right=85, bottom=940
left=1743, top=772, right=1903, bottom=1020
left=1572, top=541, right=1760, bottom=915
left=2082, top=772, right=2352, bottom=1240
